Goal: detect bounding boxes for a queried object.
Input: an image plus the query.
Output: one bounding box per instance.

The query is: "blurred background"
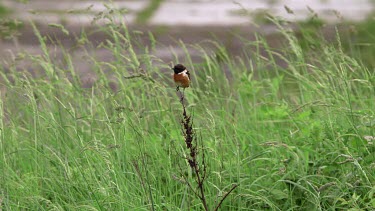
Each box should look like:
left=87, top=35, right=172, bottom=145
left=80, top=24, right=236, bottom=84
left=1, top=0, right=375, bottom=75
left=1, top=0, right=373, bottom=26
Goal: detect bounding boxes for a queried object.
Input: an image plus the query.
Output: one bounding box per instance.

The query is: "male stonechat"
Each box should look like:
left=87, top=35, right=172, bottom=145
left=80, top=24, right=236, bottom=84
left=173, top=64, right=190, bottom=91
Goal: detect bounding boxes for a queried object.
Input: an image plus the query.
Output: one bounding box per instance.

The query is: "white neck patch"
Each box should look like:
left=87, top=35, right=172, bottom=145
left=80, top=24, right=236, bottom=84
left=178, top=69, right=188, bottom=77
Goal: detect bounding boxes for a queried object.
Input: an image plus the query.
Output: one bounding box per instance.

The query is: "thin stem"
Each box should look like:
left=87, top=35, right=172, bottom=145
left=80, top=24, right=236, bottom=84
left=195, top=163, right=209, bottom=211
left=213, top=184, right=239, bottom=211
left=177, top=88, right=209, bottom=211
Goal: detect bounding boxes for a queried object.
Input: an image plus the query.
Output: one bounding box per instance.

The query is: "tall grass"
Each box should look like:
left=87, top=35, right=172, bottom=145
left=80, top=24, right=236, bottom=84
left=0, top=12, right=374, bottom=210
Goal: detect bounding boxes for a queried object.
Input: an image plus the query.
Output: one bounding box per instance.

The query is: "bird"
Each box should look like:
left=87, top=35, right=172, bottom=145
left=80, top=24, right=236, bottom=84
left=173, top=64, right=190, bottom=91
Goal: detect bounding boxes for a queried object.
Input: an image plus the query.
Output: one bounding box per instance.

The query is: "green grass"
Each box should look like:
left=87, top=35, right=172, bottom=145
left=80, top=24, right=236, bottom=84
left=135, top=0, right=165, bottom=24
left=0, top=13, right=374, bottom=211
left=0, top=3, right=10, bottom=17
left=343, top=14, right=375, bottom=68
left=0, top=3, right=23, bottom=39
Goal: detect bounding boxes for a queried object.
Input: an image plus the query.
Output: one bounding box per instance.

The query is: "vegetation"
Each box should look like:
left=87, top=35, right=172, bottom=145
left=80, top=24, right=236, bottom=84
left=0, top=3, right=10, bottom=17
left=343, top=15, right=375, bottom=68
left=0, top=3, right=23, bottom=39
left=0, top=9, right=374, bottom=211
left=136, top=0, right=165, bottom=24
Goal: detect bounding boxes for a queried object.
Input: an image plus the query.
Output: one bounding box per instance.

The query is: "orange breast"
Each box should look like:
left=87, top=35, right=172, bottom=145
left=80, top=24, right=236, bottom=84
left=173, top=74, right=190, bottom=88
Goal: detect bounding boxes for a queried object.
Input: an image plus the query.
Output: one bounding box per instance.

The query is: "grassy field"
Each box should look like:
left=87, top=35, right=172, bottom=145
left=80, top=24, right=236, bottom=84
left=0, top=11, right=375, bottom=210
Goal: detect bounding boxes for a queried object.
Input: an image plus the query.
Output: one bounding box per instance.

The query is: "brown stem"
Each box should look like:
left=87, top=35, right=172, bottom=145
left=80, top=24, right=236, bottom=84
left=195, top=162, right=209, bottom=211
left=213, top=184, right=239, bottom=211
left=176, top=87, right=238, bottom=210
left=178, top=88, right=209, bottom=211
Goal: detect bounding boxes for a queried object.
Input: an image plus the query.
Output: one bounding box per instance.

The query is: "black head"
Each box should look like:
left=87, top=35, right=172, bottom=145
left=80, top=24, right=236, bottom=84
left=173, top=64, right=186, bottom=74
